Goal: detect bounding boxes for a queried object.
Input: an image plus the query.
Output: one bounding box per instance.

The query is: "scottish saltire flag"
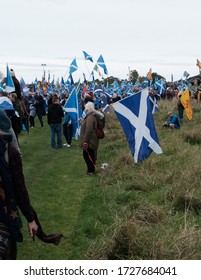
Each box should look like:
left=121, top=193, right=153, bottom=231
left=6, top=65, right=15, bottom=93
left=142, top=77, right=149, bottom=88
left=0, top=96, right=14, bottom=111
left=69, top=58, right=78, bottom=74
left=20, top=77, right=29, bottom=96
left=149, top=94, right=159, bottom=114
left=183, top=71, right=190, bottom=79
left=64, top=82, right=82, bottom=137
left=83, top=51, right=93, bottom=62
left=100, top=94, right=111, bottom=113
left=93, top=84, right=104, bottom=97
left=127, top=88, right=134, bottom=95
left=154, top=79, right=165, bottom=95
left=112, top=88, right=162, bottom=163
left=97, top=55, right=108, bottom=75
left=61, top=77, right=65, bottom=88
left=0, top=82, right=3, bottom=92
left=64, top=84, right=82, bottom=122
left=68, top=74, right=74, bottom=85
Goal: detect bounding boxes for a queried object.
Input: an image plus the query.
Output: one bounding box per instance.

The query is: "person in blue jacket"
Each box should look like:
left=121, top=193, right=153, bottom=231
left=163, top=111, right=180, bottom=129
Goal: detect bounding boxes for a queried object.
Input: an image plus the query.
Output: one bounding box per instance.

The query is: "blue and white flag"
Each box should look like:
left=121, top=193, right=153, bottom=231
left=68, top=73, right=74, bottom=85
left=20, top=77, right=29, bottom=96
left=6, top=65, right=15, bottom=93
left=83, top=51, right=93, bottom=62
left=97, top=54, right=108, bottom=75
left=0, top=82, right=3, bottom=92
left=0, top=96, right=15, bottom=111
left=100, top=94, right=111, bottom=113
left=63, top=82, right=82, bottom=138
left=154, top=79, right=165, bottom=95
left=69, top=58, right=78, bottom=74
left=149, top=94, right=159, bottom=114
left=93, top=84, right=104, bottom=97
left=112, top=88, right=162, bottom=163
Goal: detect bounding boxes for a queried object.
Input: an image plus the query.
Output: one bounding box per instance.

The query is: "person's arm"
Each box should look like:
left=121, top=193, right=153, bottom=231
left=8, top=145, right=35, bottom=223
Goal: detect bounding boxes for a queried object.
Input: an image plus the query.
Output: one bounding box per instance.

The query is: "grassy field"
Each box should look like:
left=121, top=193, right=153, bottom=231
left=17, top=97, right=201, bottom=260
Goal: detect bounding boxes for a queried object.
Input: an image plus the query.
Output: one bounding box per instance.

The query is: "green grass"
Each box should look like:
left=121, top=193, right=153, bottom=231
left=17, top=98, right=201, bottom=259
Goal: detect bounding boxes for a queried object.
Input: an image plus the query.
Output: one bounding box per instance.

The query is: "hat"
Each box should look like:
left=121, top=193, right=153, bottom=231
left=10, top=69, right=15, bottom=77
left=0, top=108, right=12, bottom=142
left=85, top=101, right=95, bottom=113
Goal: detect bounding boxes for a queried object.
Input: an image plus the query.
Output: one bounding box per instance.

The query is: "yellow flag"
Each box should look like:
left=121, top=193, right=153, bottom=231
left=180, top=88, right=193, bottom=120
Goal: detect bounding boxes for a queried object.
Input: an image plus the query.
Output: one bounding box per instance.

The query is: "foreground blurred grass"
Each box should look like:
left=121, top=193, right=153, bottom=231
left=18, top=97, right=201, bottom=259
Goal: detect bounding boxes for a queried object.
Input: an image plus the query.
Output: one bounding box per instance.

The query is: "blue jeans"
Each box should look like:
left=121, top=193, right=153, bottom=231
left=50, top=123, right=62, bottom=148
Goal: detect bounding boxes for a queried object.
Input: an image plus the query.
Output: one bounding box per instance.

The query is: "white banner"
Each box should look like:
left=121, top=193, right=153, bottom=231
left=0, top=260, right=200, bottom=280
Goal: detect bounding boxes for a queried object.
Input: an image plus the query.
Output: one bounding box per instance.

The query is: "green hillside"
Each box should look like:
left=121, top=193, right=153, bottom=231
left=18, top=98, right=201, bottom=260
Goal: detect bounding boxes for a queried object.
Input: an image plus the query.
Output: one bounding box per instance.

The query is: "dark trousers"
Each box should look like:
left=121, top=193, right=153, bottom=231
left=83, top=148, right=95, bottom=173
left=37, top=114, right=43, bottom=127
left=29, top=116, right=35, bottom=127
left=63, top=123, right=73, bottom=145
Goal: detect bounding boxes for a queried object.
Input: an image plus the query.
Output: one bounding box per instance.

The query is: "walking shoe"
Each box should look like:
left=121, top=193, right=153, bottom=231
left=63, top=143, right=67, bottom=146
left=66, top=144, right=71, bottom=147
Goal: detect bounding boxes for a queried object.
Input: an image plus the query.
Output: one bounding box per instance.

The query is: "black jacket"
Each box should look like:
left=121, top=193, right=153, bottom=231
left=47, top=103, right=64, bottom=124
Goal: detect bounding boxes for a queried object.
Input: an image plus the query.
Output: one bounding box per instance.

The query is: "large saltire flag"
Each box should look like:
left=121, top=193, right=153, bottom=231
left=83, top=51, right=93, bottom=62
left=63, top=82, right=82, bottom=137
left=69, top=58, right=78, bottom=74
left=112, top=88, right=162, bottom=163
left=180, top=88, right=193, bottom=120
left=5, top=65, right=15, bottom=93
left=97, top=54, right=108, bottom=75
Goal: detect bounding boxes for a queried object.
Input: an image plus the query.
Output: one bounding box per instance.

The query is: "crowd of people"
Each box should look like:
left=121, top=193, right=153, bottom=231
left=1, top=68, right=201, bottom=259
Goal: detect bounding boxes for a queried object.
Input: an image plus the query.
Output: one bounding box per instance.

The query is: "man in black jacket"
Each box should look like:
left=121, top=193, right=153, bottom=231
left=47, top=96, right=64, bottom=149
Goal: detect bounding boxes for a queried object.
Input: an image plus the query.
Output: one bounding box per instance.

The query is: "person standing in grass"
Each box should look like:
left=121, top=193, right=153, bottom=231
left=0, top=108, right=38, bottom=259
left=63, top=112, right=73, bottom=147
left=79, top=102, right=99, bottom=176
left=34, top=94, right=45, bottom=128
left=47, top=95, right=64, bottom=149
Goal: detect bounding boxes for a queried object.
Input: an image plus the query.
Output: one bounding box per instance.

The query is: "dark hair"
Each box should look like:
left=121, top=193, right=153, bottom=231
left=52, top=96, right=59, bottom=103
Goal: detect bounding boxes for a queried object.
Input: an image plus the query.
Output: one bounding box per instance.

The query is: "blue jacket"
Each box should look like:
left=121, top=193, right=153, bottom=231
left=167, top=114, right=180, bottom=129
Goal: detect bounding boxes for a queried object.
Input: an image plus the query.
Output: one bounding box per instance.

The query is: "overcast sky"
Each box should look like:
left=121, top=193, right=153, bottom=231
left=0, top=0, right=201, bottom=83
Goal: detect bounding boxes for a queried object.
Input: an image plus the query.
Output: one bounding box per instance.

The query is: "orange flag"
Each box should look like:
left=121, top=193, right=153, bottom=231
left=147, top=68, right=152, bottom=80
left=196, top=59, right=201, bottom=68
left=180, top=88, right=193, bottom=120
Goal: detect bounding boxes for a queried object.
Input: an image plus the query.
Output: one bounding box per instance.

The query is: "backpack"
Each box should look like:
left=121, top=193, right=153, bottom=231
left=93, top=113, right=105, bottom=139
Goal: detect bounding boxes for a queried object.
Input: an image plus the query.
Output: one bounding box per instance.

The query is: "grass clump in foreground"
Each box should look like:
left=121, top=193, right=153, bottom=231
left=18, top=98, right=201, bottom=259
